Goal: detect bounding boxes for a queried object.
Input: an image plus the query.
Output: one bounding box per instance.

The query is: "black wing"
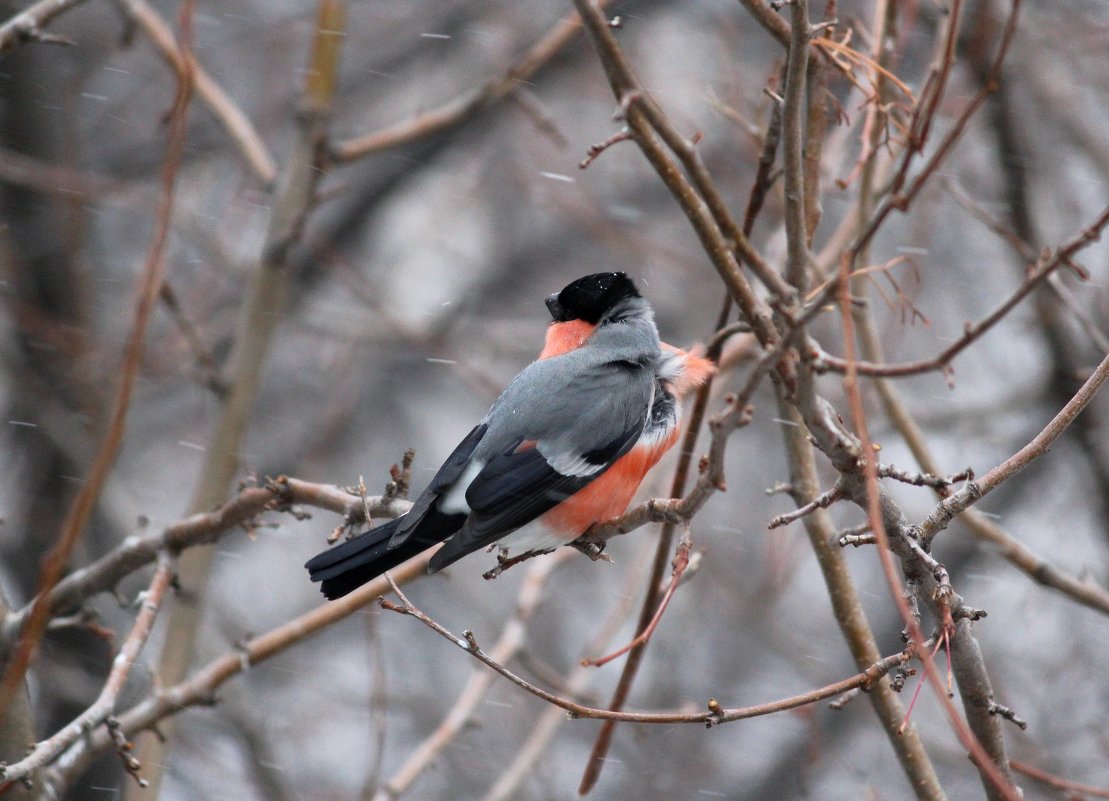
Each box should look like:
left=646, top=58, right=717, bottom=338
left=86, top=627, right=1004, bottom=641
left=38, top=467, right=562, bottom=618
left=427, top=415, right=644, bottom=571
left=388, top=423, right=487, bottom=547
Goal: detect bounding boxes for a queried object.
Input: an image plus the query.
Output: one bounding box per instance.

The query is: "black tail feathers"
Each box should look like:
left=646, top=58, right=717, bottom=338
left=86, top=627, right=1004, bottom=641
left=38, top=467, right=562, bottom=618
left=305, top=511, right=463, bottom=600
left=306, top=518, right=413, bottom=600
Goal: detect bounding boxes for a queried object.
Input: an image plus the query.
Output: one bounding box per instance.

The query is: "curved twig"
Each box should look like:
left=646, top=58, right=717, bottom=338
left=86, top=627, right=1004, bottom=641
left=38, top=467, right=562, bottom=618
left=381, top=575, right=918, bottom=725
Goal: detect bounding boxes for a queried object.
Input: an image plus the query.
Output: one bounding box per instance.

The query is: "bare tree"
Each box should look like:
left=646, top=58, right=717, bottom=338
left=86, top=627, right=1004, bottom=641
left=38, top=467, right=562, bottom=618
left=2, top=1, right=1108, bottom=800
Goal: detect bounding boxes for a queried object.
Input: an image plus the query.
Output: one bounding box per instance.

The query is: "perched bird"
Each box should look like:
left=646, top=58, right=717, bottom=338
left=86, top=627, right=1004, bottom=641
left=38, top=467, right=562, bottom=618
left=305, top=272, right=714, bottom=599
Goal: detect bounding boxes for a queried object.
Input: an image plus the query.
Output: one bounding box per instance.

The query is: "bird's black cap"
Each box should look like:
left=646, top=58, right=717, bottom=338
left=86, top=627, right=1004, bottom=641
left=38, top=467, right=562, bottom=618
left=544, top=272, right=641, bottom=324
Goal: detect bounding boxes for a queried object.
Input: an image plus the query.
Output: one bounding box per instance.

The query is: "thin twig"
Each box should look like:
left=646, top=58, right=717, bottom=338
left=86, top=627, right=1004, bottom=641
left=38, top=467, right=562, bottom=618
left=768, top=483, right=843, bottom=529
left=1010, top=760, right=1109, bottom=800
left=877, top=464, right=973, bottom=490
left=381, top=575, right=915, bottom=725
left=0, top=555, right=176, bottom=786
left=813, top=204, right=1108, bottom=377
left=579, top=128, right=633, bottom=169
left=0, top=478, right=406, bottom=644
left=943, top=176, right=1109, bottom=353
left=110, top=0, right=277, bottom=184
left=579, top=525, right=693, bottom=668
left=333, top=1, right=615, bottom=162
left=920, top=348, right=1109, bottom=545
left=370, top=553, right=571, bottom=801
left=838, top=530, right=875, bottom=547
left=807, top=0, right=1022, bottom=322
left=159, top=281, right=226, bottom=396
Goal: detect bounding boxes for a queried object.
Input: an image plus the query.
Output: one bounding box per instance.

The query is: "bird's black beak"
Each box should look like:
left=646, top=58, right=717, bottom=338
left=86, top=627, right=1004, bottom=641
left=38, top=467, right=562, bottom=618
left=545, top=293, right=565, bottom=321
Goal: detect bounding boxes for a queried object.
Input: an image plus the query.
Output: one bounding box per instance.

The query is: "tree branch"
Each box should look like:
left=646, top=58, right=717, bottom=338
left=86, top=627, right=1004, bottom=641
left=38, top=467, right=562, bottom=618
left=0, top=478, right=409, bottom=643
left=40, top=550, right=432, bottom=797
left=0, top=15, right=194, bottom=726
left=0, top=555, right=175, bottom=787
left=1011, top=760, right=1109, bottom=800
left=333, top=2, right=615, bottom=162
left=0, top=0, right=85, bottom=55
left=110, top=0, right=277, bottom=185
left=381, top=575, right=919, bottom=725
left=919, top=347, right=1109, bottom=544
left=812, top=204, right=1107, bottom=377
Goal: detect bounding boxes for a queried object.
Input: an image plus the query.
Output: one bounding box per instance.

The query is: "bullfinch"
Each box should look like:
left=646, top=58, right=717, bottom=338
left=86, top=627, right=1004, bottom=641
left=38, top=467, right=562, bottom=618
left=305, top=272, right=714, bottom=599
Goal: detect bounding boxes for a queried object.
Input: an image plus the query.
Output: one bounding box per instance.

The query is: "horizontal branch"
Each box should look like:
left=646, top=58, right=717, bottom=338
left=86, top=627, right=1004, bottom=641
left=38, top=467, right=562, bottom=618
left=0, top=478, right=410, bottom=643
